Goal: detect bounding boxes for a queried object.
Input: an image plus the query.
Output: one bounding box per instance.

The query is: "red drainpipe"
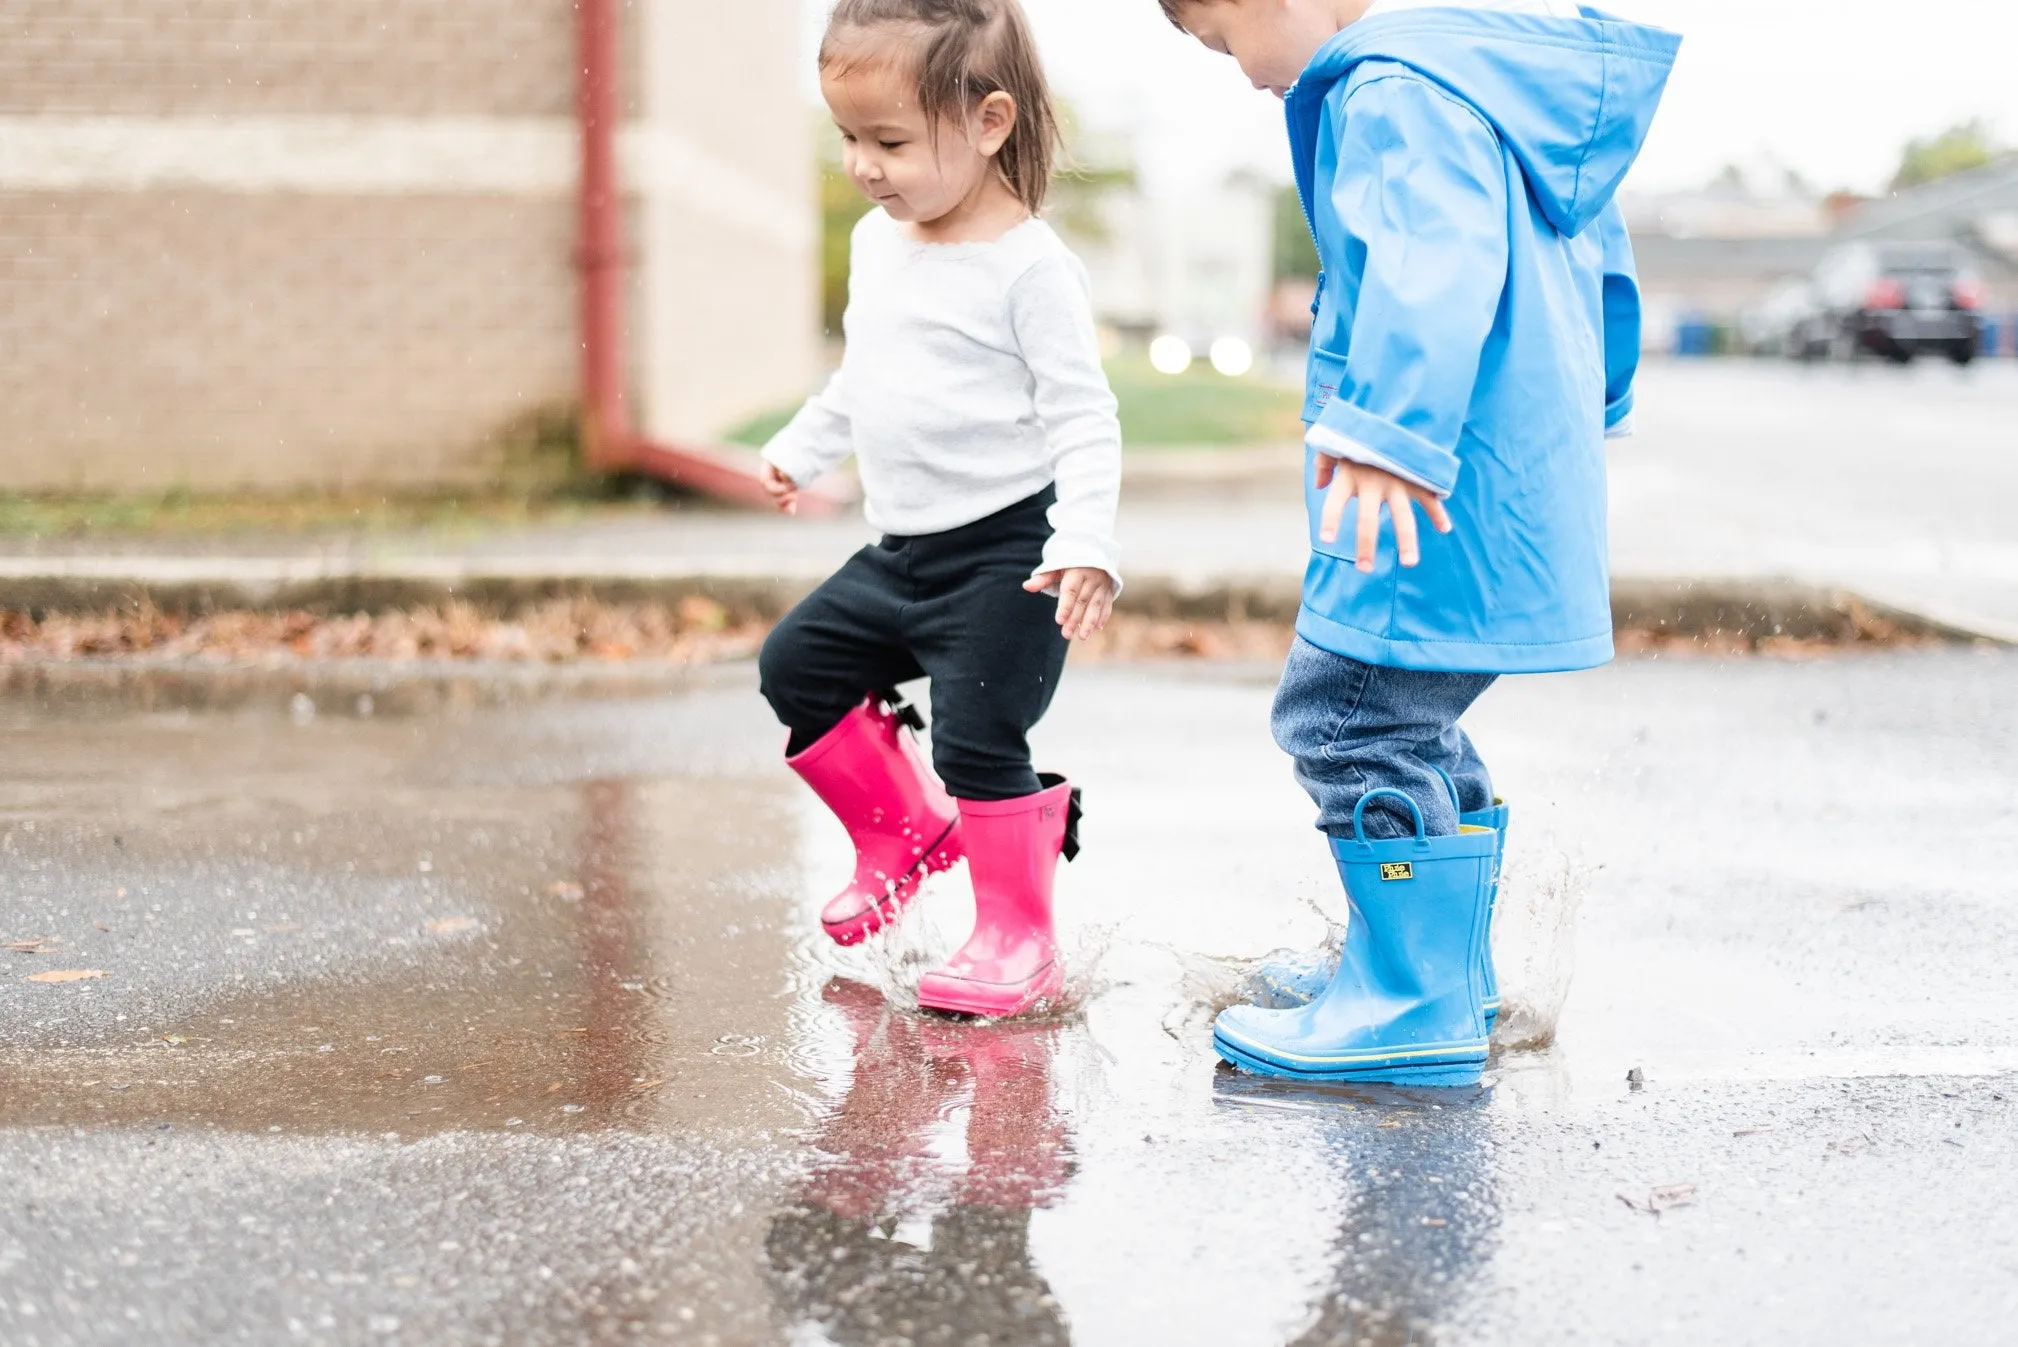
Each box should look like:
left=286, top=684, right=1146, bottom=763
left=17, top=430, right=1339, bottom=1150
left=573, top=0, right=848, bottom=516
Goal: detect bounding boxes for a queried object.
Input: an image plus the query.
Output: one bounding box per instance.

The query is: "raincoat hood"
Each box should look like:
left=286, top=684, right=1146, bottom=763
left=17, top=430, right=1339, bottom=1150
left=1290, top=6, right=1680, bottom=237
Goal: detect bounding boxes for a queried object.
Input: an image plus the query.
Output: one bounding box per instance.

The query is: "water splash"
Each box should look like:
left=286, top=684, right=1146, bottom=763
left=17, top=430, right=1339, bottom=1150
left=1489, top=842, right=1589, bottom=1052
left=804, top=870, right=1117, bottom=1027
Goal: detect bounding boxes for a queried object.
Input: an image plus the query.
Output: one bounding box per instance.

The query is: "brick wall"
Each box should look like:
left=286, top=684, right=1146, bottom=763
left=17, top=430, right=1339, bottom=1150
left=0, top=0, right=814, bottom=492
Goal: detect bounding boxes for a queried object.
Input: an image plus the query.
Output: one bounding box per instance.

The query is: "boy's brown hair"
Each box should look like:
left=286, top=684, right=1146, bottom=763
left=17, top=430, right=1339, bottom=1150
left=820, top=0, right=1061, bottom=213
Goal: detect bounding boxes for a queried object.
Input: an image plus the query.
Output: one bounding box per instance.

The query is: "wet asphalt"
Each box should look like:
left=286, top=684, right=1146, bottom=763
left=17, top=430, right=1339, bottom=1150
left=3, top=649, right=2016, bottom=1346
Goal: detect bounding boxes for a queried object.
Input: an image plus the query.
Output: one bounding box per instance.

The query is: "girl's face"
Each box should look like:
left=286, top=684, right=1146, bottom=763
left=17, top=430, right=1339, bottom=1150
left=821, top=45, right=1015, bottom=225
left=1178, top=0, right=1361, bottom=98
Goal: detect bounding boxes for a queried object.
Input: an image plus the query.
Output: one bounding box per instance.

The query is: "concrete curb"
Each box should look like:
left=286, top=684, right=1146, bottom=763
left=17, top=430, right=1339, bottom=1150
left=0, top=557, right=2005, bottom=645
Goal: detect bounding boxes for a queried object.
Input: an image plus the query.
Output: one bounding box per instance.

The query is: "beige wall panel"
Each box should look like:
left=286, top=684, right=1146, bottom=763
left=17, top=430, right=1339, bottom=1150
left=636, top=0, right=818, bottom=442
left=0, top=191, right=578, bottom=491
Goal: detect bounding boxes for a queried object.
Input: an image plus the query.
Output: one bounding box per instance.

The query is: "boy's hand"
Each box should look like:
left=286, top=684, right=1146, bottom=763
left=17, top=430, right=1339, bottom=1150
left=1314, top=455, right=1455, bottom=573
left=1024, top=567, right=1114, bottom=641
left=761, top=462, right=799, bottom=516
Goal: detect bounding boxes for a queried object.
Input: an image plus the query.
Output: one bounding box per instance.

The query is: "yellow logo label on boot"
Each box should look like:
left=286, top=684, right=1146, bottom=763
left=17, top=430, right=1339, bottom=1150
left=1380, top=862, right=1414, bottom=882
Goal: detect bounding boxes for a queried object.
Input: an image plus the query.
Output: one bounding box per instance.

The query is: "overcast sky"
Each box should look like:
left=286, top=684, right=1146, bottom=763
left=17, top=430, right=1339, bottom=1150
left=800, top=1, right=2018, bottom=197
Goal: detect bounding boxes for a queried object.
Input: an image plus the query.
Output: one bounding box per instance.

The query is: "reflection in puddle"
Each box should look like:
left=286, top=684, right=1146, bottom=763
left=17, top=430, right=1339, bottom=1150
left=0, top=698, right=811, bottom=1142
left=1214, top=1073, right=1500, bottom=1346
left=767, top=979, right=1074, bottom=1345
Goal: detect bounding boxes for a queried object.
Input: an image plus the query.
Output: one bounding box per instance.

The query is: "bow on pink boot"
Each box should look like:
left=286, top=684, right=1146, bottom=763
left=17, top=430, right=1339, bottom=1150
left=917, top=774, right=1080, bottom=1019
left=786, top=696, right=964, bottom=946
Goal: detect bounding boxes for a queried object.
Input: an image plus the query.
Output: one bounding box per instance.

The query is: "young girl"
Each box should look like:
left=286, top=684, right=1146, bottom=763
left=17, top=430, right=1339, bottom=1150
left=757, top=0, right=1122, bottom=1019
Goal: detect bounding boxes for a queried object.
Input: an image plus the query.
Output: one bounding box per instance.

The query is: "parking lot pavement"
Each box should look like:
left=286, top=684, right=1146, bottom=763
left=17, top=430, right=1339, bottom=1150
left=4, top=648, right=2015, bottom=1345
left=1608, top=359, right=2018, bottom=636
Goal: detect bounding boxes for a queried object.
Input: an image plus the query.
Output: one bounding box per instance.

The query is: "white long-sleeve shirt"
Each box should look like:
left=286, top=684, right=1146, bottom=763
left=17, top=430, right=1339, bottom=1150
left=763, top=210, right=1124, bottom=586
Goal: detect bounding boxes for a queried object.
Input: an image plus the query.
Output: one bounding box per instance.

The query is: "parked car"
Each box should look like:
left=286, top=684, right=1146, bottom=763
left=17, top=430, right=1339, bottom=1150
left=1788, top=241, right=1986, bottom=365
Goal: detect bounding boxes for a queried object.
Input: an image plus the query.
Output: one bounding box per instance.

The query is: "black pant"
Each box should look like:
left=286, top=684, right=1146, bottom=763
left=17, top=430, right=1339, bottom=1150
left=759, top=487, right=1069, bottom=802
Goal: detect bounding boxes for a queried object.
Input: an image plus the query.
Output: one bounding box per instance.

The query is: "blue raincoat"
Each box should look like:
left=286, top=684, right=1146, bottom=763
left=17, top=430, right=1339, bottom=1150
left=1288, top=7, right=1679, bottom=673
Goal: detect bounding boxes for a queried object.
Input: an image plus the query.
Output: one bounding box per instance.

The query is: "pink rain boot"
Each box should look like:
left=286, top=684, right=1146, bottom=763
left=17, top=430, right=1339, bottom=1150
left=786, top=695, right=964, bottom=946
left=916, top=774, right=1080, bottom=1018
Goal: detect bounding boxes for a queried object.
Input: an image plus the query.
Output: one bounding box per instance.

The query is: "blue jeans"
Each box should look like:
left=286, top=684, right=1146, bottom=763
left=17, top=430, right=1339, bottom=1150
left=1272, top=637, right=1498, bottom=841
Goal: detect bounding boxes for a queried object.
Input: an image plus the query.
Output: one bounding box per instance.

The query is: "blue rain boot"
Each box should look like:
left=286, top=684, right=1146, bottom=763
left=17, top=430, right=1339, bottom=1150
left=1247, top=788, right=1511, bottom=1033
left=1214, top=790, right=1496, bottom=1087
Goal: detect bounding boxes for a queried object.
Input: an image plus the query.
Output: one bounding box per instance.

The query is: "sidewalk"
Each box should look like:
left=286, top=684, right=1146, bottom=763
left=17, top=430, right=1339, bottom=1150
left=2, top=363, right=2014, bottom=642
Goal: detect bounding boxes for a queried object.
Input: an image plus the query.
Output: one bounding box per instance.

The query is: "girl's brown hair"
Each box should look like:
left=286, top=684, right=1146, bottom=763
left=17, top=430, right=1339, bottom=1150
left=820, top=0, right=1060, bottom=213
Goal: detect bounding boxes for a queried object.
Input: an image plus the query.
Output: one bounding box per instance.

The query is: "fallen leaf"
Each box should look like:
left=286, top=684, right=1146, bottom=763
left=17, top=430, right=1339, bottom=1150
left=425, top=916, right=478, bottom=935
left=94, top=922, right=111, bottom=933
left=546, top=1082, right=563, bottom=1094
left=27, top=969, right=108, bottom=983
left=1619, top=1182, right=1698, bottom=1216
left=632, top=1079, right=665, bottom=1090
left=160, top=1035, right=187, bottom=1045
left=1733, top=1126, right=1775, bottom=1138
left=7, top=940, right=48, bottom=954
left=547, top=882, right=585, bottom=903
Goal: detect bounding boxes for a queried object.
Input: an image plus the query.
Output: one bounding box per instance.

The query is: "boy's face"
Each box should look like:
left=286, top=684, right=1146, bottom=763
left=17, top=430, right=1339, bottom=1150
left=1174, top=0, right=1359, bottom=98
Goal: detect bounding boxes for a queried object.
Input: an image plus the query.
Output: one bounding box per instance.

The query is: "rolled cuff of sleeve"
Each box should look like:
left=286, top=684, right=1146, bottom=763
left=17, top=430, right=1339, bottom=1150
left=1036, top=532, right=1123, bottom=597
left=1306, top=418, right=1456, bottom=500
left=1604, top=388, right=1636, bottom=440
left=1307, top=401, right=1461, bottom=499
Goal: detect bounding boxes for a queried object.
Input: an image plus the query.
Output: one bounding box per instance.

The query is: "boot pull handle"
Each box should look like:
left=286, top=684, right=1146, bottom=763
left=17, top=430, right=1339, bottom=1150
left=1430, top=765, right=1461, bottom=811
left=1352, top=788, right=1426, bottom=842
left=877, top=688, right=927, bottom=734
left=1037, top=772, right=1084, bottom=862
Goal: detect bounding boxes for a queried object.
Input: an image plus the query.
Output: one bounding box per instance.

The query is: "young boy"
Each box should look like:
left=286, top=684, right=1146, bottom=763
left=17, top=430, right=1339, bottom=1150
left=1163, top=0, right=1679, bottom=1085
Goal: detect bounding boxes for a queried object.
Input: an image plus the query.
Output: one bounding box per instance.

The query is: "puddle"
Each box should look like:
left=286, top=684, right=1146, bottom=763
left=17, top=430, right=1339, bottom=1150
left=765, top=977, right=1076, bottom=1345
left=4, top=657, right=2014, bottom=1343
left=0, top=700, right=813, bottom=1141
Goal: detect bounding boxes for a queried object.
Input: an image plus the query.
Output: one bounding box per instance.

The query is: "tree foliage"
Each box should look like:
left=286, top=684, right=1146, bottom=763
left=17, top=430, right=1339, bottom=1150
left=1893, top=119, right=2003, bottom=192
left=1272, top=184, right=1321, bottom=282
left=821, top=151, right=873, bottom=338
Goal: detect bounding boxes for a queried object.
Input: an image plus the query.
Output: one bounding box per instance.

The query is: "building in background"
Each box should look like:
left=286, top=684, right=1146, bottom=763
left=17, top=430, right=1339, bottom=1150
left=1626, top=155, right=2018, bottom=353
left=1064, top=133, right=1274, bottom=365
left=0, top=0, right=816, bottom=493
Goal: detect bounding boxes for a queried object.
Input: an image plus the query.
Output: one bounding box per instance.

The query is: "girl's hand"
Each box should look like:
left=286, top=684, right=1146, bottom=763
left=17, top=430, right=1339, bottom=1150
left=762, top=462, right=800, bottom=516
left=1024, top=567, right=1115, bottom=641
left=1314, top=455, right=1455, bottom=573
